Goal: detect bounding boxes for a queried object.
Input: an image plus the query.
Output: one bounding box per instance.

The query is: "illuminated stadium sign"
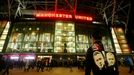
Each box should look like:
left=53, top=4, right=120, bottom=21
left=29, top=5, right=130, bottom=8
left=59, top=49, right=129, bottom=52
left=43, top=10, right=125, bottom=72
left=35, top=12, right=93, bottom=21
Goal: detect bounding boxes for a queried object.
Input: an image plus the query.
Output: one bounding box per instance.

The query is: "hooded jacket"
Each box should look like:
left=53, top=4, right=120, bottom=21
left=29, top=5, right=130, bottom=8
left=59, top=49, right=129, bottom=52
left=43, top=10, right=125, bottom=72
left=85, top=41, right=119, bottom=75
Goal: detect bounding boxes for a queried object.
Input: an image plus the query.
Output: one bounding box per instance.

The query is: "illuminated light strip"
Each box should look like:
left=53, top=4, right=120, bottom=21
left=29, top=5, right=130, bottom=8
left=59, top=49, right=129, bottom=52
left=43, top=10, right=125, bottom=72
left=10, top=56, right=19, bottom=59
left=25, top=56, right=35, bottom=59
left=35, top=13, right=93, bottom=21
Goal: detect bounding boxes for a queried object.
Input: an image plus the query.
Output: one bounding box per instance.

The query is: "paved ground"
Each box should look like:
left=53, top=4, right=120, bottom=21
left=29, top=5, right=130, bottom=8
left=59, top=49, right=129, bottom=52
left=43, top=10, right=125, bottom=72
left=8, top=66, right=134, bottom=75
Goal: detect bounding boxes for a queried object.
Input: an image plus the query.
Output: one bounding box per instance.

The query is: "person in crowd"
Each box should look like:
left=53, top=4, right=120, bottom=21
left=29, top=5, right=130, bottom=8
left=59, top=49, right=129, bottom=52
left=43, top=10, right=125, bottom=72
left=31, top=60, right=36, bottom=69
left=24, top=60, right=30, bottom=72
left=49, top=58, right=53, bottom=70
left=2, top=58, right=11, bottom=75
left=36, top=59, right=42, bottom=72
left=0, top=54, right=5, bottom=75
left=85, top=30, right=119, bottom=75
left=46, top=58, right=51, bottom=71
left=77, top=58, right=81, bottom=70
left=67, top=58, right=73, bottom=72
left=41, top=59, right=45, bottom=72
left=36, top=58, right=45, bottom=72
left=125, top=56, right=134, bottom=73
left=77, top=58, right=85, bottom=70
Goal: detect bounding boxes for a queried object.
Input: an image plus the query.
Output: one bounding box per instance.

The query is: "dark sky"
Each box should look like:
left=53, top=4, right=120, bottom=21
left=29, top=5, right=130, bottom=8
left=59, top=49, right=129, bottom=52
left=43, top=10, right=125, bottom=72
left=126, top=1, right=134, bottom=51
left=128, top=1, right=133, bottom=30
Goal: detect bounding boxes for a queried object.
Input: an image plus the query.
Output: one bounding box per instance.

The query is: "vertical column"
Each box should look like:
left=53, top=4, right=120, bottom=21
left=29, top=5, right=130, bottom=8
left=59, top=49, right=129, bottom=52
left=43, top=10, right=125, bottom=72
left=0, top=21, right=10, bottom=52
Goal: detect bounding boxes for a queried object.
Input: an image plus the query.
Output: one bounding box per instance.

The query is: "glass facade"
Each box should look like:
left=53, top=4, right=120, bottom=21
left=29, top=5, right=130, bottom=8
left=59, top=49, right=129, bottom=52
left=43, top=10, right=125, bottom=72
left=5, top=21, right=114, bottom=53
left=6, top=22, right=54, bottom=53
left=54, top=22, right=75, bottom=53
left=76, top=35, right=89, bottom=53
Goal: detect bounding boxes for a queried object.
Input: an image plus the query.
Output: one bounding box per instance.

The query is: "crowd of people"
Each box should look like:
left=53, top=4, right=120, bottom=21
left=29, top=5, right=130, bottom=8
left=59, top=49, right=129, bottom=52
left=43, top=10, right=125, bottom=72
left=0, top=54, right=133, bottom=75
left=0, top=55, right=86, bottom=75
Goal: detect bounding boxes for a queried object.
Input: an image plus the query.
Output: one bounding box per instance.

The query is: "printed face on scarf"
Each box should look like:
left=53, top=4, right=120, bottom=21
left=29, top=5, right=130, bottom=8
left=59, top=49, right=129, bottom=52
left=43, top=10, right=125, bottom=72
left=106, top=52, right=115, bottom=66
left=93, top=51, right=105, bottom=70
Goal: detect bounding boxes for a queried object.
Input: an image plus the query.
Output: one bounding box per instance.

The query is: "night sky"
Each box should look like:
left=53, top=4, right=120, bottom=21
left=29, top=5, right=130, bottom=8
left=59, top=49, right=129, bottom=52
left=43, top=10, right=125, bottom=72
left=126, top=1, right=134, bottom=51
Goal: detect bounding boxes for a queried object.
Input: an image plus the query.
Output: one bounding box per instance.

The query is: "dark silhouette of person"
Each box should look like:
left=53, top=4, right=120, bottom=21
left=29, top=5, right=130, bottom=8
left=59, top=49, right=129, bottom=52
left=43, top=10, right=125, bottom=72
left=64, top=43, right=67, bottom=53
left=67, top=58, right=73, bottom=72
left=125, top=56, right=134, bottom=73
left=85, top=30, right=119, bottom=75
left=0, top=54, right=5, bottom=73
left=2, top=58, right=11, bottom=75
left=36, top=60, right=42, bottom=72
left=36, top=59, right=45, bottom=72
